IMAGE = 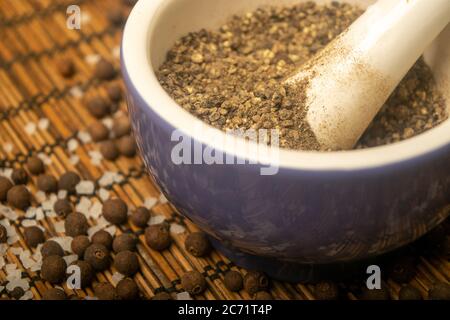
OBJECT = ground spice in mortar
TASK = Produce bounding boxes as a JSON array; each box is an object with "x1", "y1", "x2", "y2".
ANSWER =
[{"x1": 157, "y1": 2, "x2": 448, "y2": 151}]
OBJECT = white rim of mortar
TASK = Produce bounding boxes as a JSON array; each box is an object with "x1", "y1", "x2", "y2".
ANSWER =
[{"x1": 122, "y1": 0, "x2": 450, "y2": 171}]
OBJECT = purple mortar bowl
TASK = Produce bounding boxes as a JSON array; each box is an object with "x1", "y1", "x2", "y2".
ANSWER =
[{"x1": 121, "y1": 0, "x2": 450, "y2": 282}]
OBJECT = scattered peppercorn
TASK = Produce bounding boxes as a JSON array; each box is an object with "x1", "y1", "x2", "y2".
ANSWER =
[
  {"x1": 37, "y1": 174, "x2": 58, "y2": 193},
  {"x1": 58, "y1": 171, "x2": 81, "y2": 194},
  {"x1": 243, "y1": 271, "x2": 269, "y2": 295},
  {"x1": 0, "y1": 225, "x2": 7, "y2": 243},
  {"x1": 57, "y1": 58, "x2": 75, "y2": 78},
  {"x1": 102, "y1": 198, "x2": 128, "y2": 225},
  {"x1": 386, "y1": 255, "x2": 416, "y2": 284},
  {"x1": 26, "y1": 156, "x2": 44, "y2": 175},
  {"x1": 112, "y1": 116, "x2": 131, "y2": 138},
  {"x1": 224, "y1": 271, "x2": 243, "y2": 292},
  {"x1": 116, "y1": 278, "x2": 139, "y2": 300},
  {"x1": 42, "y1": 288, "x2": 67, "y2": 300},
  {"x1": 53, "y1": 199, "x2": 73, "y2": 217},
  {"x1": 131, "y1": 207, "x2": 150, "y2": 228},
  {"x1": 100, "y1": 140, "x2": 120, "y2": 161},
  {"x1": 70, "y1": 260, "x2": 94, "y2": 288},
  {"x1": 361, "y1": 285, "x2": 391, "y2": 300},
  {"x1": 6, "y1": 185, "x2": 31, "y2": 210},
  {"x1": 314, "y1": 281, "x2": 340, "y2": 300},
  {"x1": 428, "y1": 282, "x2": 450, "y2": 300},
  {"x1": 185, "y1": 232, "x2": 211, "y2": 257},
  {"x1": 71, "y1": 235, "x2": 91, "y2": 257},
  {"x1": 112, "y1": 233, "x2": 137, "y2": 253},
  {"x1": 106, "y1": 83, "x2": 122, "y2": 102},
  {"x1": 9, "y1": 287, "x2": 25, "y2": 300},
  {"x1": 94, "y1": 59, "x2": 116, "y2": 81},
  {"x1": 84, "y1": 243, "x2": 111, "y2": 271},
  {"x1": 92, "y1": 230, "x2": 113, "y2": 249},
  {"x1": 152, "y1": 292, "x2": 172, "y2": 300},
  {"x1": 114, "y1": 250, "x2": 139, "y2": 276},
  {"x1": 117, "y1": 135, "x2": 137, "y2": 158},
  {"x1": 94, "y1": 282, "x2": 117, "y2": 300},
  {"x1": 41, "y1": 255, "x2": 67, "y2": 284},
  {"x1": 0, "y1": 177, "x2": 13, "y2": 201},
  {"x1": 24, "y1": 226, "x2": 45, "y2": 248},
  {"x1": 88, "y1": 121, "x2": 110, "y2": 142},
  {"x1": 41, "y1": 240, "x2": 64, "y2": 258},
  {"x1": 399, "y1": 285, "x2": 422, "y2": 300},
  {"x1": 145, "y1": 223, "x2": 172, "y2": 251},
  {"x1": 11, "y1": 168, "x2": 28, "y2": 185},
  {"x1": 87, "y1": 96, "x2": 111, "y2": 119},
  {"x1": 254, "y1": 291, "x2": 273, "y2": 300},
  {"x1": 181, "y1": 270, "x2": 207, "y2": 295},
  {"x1": 64, "y1": 212, "x2": 88, "y2": 237}
]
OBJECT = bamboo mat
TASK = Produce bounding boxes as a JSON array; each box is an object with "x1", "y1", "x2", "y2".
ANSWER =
[{"x1": 0, "y1": 0, "x2": 448, "y2": 301}]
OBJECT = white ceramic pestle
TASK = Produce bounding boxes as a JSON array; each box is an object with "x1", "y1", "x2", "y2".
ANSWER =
[{"x1": 285, "y1": 0, "x2": 450, "y2": 150}]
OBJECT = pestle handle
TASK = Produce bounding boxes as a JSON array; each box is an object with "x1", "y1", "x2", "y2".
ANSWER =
[{"x1": 285, "y1": 0, "x2": 450, "y2": 150}]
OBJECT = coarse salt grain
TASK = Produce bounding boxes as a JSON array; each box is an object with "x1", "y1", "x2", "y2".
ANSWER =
[
  {"x1": 70, "y1": 86, "x2": 84, "y2": 99},
  {"x1": 98, "y1": 172, "x2": 115, "y2": 187},
  {"x1": 85, "y1": 54, "x2": 101, "y2": 65},
  {"x1": 112, "y1": 46, "x2": 121, "y2": 59},
  {"x1": 24, "y1": 122, "x2": 37, "y2": 135},
  {"x1": 54, "y1": 221, "x2": 65, "y2": 233},
  {"x1": 104, "y1": 225, "x2": 116, "y2": 237},
  {"x1": 6, "y1": 278, "x2": 30, "y2": 291},
  {"x1": 98, "y1": 188, "x2": 110, "y2": 201},
  {"x1": 3, "y1": 142, "x2": 13, "y2": 153},
  {"x1": 21, "y1": 220, "x2": 37, "y2": 228},
  {"x1": 38, "y1": 118, "x2": 50, "y2": 130},
  {"x1": 0, "y1": 168, "x2": 13, "y2": 179},
  {"x1": 35, "y1": 207, "x2": 45, "y2": 220},
  {"x1": 78, "y1": 130, "x2": 92, "y2": 144},
  {"x1": 70, "y1": 155, "x2": 80, "y2": 165},
  {"x1": 35, "y1": 191, "x2": 47, "y2": 203},
  {"x1": 49, "y1": 237, "x2": 72, "y2": 252},
  {"x1": 67, "y1": 138, "x2": 79, "y2": 152},
  {"x1": 88, "y1": 201, "x2": 102, "y2": 219},
  {"x1": 144, "y1": 197, "x2": 157, "y2": 209},
  {"x1": 63, "y1": 254, "x2": 78, "y2": 266},
  {"x1": 0, "y1": 205, "x2": 18, "y2": 221},
  {"x1": 10, "y1": 247, "x2": 23, "y2": 256},
  {"x1": 102, "y1": 118, "x2": 114, "y2": 130},
  {"x1": 81, "y1": 11, "x2": 91, "y2": 24},
  {"x1": 149, "y1": 215, "x2": 166, "y2": 225},
  {"x1": 170, "y1": 223, "x2": 186, "y2": 235},
  {"x1": 89, "y1": 150, "x2": 103, "y2": 166},
  {"x1": 38, "y1": 153, "x2": 52, "y2": 165},
  {"x1": 76, "y1": 197, "x2": 92, "y2": 215},
  {"x1": 111, "y1": 272, "x2": 124, "y2": 286},
  {"x1": 159, "y1": 194, "x2": 168, "y2": 204},
  {"x1": 25, "y1": 207, "x2": 36, "y2": 219},
  {"x1": 20, "y1": 290, "x2": 34, "y2": 300},
  {"x1": 76, "y1": 181, "x2": 95, "y2": 195},
  {"x1": 176, "y1": 292, "x2": 193, "y2": 300},
  {"x1": 58, "y1": 190, "x2": 68, "y2": 199}
]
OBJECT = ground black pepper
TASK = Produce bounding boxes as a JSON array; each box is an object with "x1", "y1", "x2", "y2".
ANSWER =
[
  {"x1": 41, "y1": 255, "x2": 67, "y2": 284},
  {"x1": 181, "y1": 270, "x2": 207, "y2": 295},
  {"x1": 65, "y1": 212, "x2": 89, "y2": 237}
]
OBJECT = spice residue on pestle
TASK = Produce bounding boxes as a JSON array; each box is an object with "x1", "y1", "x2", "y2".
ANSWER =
[{"x1": 156, "y1": 2, "x2": 448, "y2": 151}]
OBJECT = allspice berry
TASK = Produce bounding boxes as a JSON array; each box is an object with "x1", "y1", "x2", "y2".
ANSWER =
[
  {"x1": 99, "y1": 140, "x2": 119, "y2": 161},
  {"x1": 41, "y1": 255, "x2": 67, "y2": 284},
  {"x1": 11, "y1": 168, "x2": 28, "y2": 185},
  {"x1": 37, "y1": 174, "x2": 58, "y2": 193},
  {"x1": 92, "y1": 230, "x2": 113, "y2": 249},
  {"x1": 185, "y1": 232, "x2": 211, "y2": 257},
  {"x1": 87, "y1": 96, "x2": 110, "y2": 119},
  {"x1": 9, "y1": 287, "x2": 25, "y2": 300},
  {"x1": 65, "y1": 212, "x2": 88, "y2": 237},
  {"x1": 107, "y1": 8, "x2": 125, "y2": 26},
  {"x1": 84, "y1": 243, "x2": 110, "y2": 271},
  {"x1": 24, "y1": 226, "x2": 45, "y2": 248},
  {"x1": 0, "y1": 177, "x2": 13, "y2": 201},
  {"x1": 243, "y1": 271, "x2": 269, "y2": 295},
  {"x1": 181, "y1": 270, "x2": 206, "y2": 295},
  {"x1": 102, "y1": 198, "x2": 128, "y2": 225},
  {"x1": 112, "y1": 233, "x2": 137, "y2": 253},
  {"x1": 386, "y1": 255, "x2": 416, "y2": 284},
  {"x1": 58, "y1": 171, "x2": 80, "y2": 194},
  {"x1": 26, "y1": 156, "x2": 44, "y2": 175},
  {"x1": 0, "y1": 225, "x2": 7, "y2": 243},
  {"x1": 41, "y1": 240, "x2": 64, "y2": 258},
  {"x1": 131, "y1": 207, "x2": 150, "y2": 228},
  {"x1": 106, "y1": 83, "x2": 122, "y2": 102},
  {"x1": 116, "y1": 278, "x2": 139, "y2": 300},
  {"x1": 152, "y1": 292, "x2": 172, "y2": 300},
  {"x1": 70, "y1": 260, "x2": 94, "y2": 288},
  {"x1": 94, "y1": 59, "x2": 116, "y2": 80},
  {"x1": 88, "y1": 121, "x2": 110, "y2": 142},
  {"x1": 145, "y1": 223, "x2": 171, "y2": 251},
  {"x1": 314, "y1": 281, "x2": 339, "y2": 300},
  {"x1": 53, "y1": 199, "x2": 73, "y2": 217},
  {"x1": 361, "y1": 285, "x2": 391, "y2": 300},
  {"x1": 42, "y1": 288, "x2": 67, "y2": 300},
  {"x1": 71, "y1": 235, "x2": 91, "y2": 257},
  {"x1": 57, "y1": 58, "x2": 75, "y2": 78},
  {"x1": 224, "y1": 271, "x2": 243, "y2": 292},
  {"x1": 7, "y1": 185, "x2": 31, "y2": 210},
  {"x1": 399, "y1": 285, "x2": 422, "y2": 300},
  {"x1": 94, "y1": 282, "x2": 117, "y2": 300},
  {"x1": 254, "y1": 291, "x2": 273, "y2": 300},
  {"x1": 114, "y1": 250, "x2": 139, "y2": 276},
  {"x1": 112, "y1": 116, "x2": 131, "y2": 138},
  {"x1": 428, "y1": 282, "x2": 450, "y2": 300},
  {"x1": 117, "y1": 136, "x2": 137, "y2": 158}
]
